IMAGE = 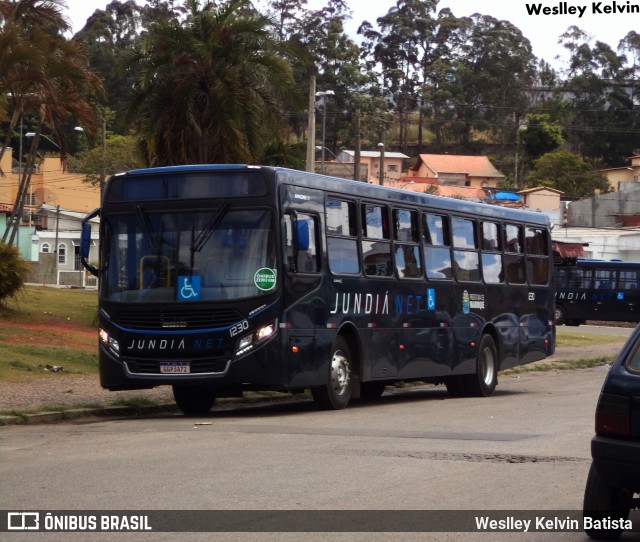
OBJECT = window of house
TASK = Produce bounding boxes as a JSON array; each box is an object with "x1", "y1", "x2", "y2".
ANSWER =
[
  {"x1": 41, "y1": 243, "x2": 50, "y2": 253},
  {"x1": 58, "y1": 243, "x2": 66, "y2": 265}
]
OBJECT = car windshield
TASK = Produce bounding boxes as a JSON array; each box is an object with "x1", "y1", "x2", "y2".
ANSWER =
[{"x1": 100, "y1": 208, "x2": 277, "y2": 302}]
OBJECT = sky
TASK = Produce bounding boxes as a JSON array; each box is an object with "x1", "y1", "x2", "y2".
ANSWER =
[{"x1": 64, "y1": 0, "x2": 638, "y2": 68}]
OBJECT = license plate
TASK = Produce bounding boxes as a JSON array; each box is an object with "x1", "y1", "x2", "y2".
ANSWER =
[{"x1": 160, "y1": 362, "x2": 190, "y2": 374}]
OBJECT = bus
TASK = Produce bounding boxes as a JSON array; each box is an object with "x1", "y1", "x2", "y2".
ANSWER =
[
  {"x1": 554, "y1": 258, "x2": 640, "y2": 326},
  {"x1": 80, "y1": 165, "x2": 555, "y2": 415}
]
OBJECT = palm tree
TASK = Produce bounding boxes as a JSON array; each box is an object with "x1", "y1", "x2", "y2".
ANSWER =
[
  {"x1": 124, "y1": 0, "x2": 300, "y2": 165},
  {"x1": 0, "y1": 0, "x2": 69, "y2": 165},
  {"x1": 0, "y1": 0, "x2": 104, "y2": 245}
]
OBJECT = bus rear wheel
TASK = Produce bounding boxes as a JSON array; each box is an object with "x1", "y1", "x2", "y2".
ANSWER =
[
  {"x1": 172, "y1": 385, "x2": 216, "y2": 415},
  {"x1": 312, "y1": 336, "x2": 353, "y2": 410},
  {"x1": 555, "y1": 305, "x2": 567, "y2": 326},
  {"x1": 446, "y1": 334, "x2": 498, "y2": 398}
]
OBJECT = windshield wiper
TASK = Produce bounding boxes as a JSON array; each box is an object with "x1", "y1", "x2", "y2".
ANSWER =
[
  {"x1": 136, "y1": 205, "x2": 160, "y2": 253},
  {"x1": 191, "y1": 200, "x2": 229, "y2": 253}
]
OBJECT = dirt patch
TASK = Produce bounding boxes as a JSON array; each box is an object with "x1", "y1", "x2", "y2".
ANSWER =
[{"x1": 1, "y1": 320, "x2": 96, "y2": 350}]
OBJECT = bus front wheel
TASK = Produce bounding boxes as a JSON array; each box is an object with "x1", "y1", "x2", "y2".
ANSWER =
[
  {"x1": 172, "y1": 385, "x2": 216, "y2": 415},
  {"x1": 555, "y1": 305, "x2": 567, "y2": 326},
  {"x1": 446, "y1": 334, "x2": 498, "y2": 398},
  {"x1": 312, "y1": 336, "x2": 353, "y2": 410}
]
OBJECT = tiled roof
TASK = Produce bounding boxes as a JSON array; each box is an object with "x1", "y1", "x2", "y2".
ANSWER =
[{"x1": 414, "y1": 154, "x2": 504, "y2": 178}]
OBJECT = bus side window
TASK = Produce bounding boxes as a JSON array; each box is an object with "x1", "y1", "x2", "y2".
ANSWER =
[
  {"x1": 525, "y1": 227, "x2": 549, "y2": 285},
  {"x1": 422, "y1": 213, "x2": 453, "y2": 280},
  {"x1": 619, "y1": 270, "x2": 638, "y2": 290},
  {"x1": 393, "y1": 208, "x2": 422, "y2": 279},
  {"x1": 504, "y1": 224, "x2": 525, "y2": 284},
  {"x1": 451, "y1": 216, "x2": 480, "y2": 282},
  {"x1": 326, "y1": 198, "x2": 360, "y2": 275},
  {"x1": 283, "y1": 214, "x2": 320, "y2": 273},
  {"x1": 361, "y1": 203, "x2": 392, "y2": 277},
  {"x1": 481, "y1": 222, "x2": 504, "y2": 284}
]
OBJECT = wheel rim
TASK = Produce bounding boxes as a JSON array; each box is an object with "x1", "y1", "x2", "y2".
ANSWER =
[
  {"x1": 480, "y1": 346, "x2": 496, "y2": 387},
  {"x1": 331, "y1": 349, "x2": 350, "y2": 396}
]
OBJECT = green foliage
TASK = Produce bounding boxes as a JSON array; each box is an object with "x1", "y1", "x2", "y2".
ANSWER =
[
  {"x1": 69, "y1": 133, "x2": 145, "y2": 184},
  {"x1": 520, "y1": 113, "x2": 564, "y2": 160},
  {"x1": 525, "y1": 150, "x2": 611, "y2": 197},
  {"x1": 0, "y1": 243, "x2": 29, "y2": 304},
  {"x1": 123, "y1": 0, "x2": 300, "y2": 166}
]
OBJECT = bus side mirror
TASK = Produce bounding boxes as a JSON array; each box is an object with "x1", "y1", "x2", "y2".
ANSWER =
[
  {"x1": 81, "y1": 208, "x2": 101, "y2": 277},
  {"x1": 294, "y1": 220, "x2": 310, "y2": 251},
  {"x1": 81, "y1": 223, "x2": 92, "y2": 259}
]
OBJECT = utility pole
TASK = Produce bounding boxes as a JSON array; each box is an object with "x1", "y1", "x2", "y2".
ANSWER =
[
  {"x1": 305, "y1": 76, "x2": 316, "y2": 173},
  {"x1": 354, "y1": 109, "x2": 361, "y2": 181}
]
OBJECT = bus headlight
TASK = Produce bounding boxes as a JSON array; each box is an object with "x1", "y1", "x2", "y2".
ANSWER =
[
  {"x1": 99, "y1": 328, "x2": 120, "y2": 357},
  {"x1": 234, "y1": 321, "x2": 277, "y2": 357}
]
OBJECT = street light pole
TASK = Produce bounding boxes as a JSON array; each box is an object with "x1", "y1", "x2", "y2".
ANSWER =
[{"x1": 25, "y1": 132, "x2": 61, "y2": 150}]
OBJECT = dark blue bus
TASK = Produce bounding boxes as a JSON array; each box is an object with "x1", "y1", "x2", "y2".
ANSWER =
[
  {"x1": 555, "y1": 259, "x2": 640, "y2": 326},
  {"x1": 81, "y1": 165, "x2": 555, "y2": 414}
]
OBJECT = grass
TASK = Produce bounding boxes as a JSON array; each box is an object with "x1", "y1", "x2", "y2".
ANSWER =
[
  {"x1": 0, "y1": 285, "x2": 98, "y2": 382},
  {"x1": 555, "y1": 329, "x2": 625, "y2": 347},
  {"x1": 0, "y1": 285, "x2": 98, "y2": 327}
]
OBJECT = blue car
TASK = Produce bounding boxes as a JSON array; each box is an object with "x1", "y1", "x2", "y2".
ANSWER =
[{"x1": 583, "y1": 324, "x2": 640, "y2": 540}]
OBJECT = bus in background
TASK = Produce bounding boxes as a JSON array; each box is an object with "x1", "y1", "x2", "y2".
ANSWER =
[
  {"x1": 81, "y1": 165, "x2": 555, "y2": 415},
  {"x1": 554, "y1": 259, "x2": 640, "y2": 326}
]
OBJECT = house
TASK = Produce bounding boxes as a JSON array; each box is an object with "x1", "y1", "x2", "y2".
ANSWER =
[
  {"x1": 407, "y1": 154, "x2": 504, "y2": 188},
  {"x1": 0, "y1": 148, "x2": 101, "y2": 221},
  {"x1": 518, "y1": 187, "x2": 564, "y2": 212},
  {"x1": 335, "y1": 150, "x2": 410, "y2": 184},
  {"x1": 30, "y1": 204, "x2": 100, "y2": 287},
  {"x1": 597, "y1": 154, "x2": 640, "y2": 192}
]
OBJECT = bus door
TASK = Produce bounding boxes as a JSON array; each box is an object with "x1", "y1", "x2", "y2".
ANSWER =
[{"x1": 280, "y1": 185, "x2": 324, "y2": 388}]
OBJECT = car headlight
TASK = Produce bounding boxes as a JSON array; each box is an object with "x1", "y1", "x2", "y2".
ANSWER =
[
  {"x1": 234, "y1": 321, "x2": 277, "y2": 357},
  {"x1": 99, "y1": 328, "x2": 120, "y2": 357}
]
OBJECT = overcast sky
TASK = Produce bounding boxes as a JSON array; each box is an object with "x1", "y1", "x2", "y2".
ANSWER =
[{"x1": 64, "y1": 0, "x2": 637, "y2": 68}]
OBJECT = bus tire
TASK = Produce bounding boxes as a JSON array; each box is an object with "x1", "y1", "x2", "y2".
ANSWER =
[
  {"x1": 312, "y1": 336, "x2": 353, "y2": 410},
  {"x1": 583, "y1": 463, "x2": 630, "y2": 540},
  {"x1": 446, "y1": 334, "x2": 498, "y2": 397},
  {"x1": 172, "y1": 385, "x2": 215, "y2": 415},
  {"x1": 555, "y1": 305, "x2": 567, "y2": 326}
]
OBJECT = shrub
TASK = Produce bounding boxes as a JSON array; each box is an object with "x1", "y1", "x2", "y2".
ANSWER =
[{"x1": 0, "y1": 242, "x2": 30, "y2": 304}]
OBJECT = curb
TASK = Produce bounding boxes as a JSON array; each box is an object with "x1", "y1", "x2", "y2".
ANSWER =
[{"x1": 0, "y1": 403, "x2": 178, "y2": 426}]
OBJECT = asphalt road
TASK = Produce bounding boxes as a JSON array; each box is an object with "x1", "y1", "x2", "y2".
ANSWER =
[{"x1": 1, "y1": 355, "x2": 639, "y2": 541}]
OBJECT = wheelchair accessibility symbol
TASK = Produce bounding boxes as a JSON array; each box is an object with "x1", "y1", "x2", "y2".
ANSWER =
[{"x1": 178, "y1": 276, "x2": 201, "y2": 301}]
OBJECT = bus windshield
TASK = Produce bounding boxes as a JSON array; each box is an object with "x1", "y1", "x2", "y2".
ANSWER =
[{"x1": 101, "y1": 208, "x2": 277, "y2": 302}]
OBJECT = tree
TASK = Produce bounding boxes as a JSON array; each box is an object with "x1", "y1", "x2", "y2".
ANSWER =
[
  {"x1": 558, "y1": 27, "x2": 640, "y2": 166},
  {"x1": 123, "y1": 0, "x2": 300, "y2": 165},
  {"x1": 359, "y1": 0, "x2": 439, "y2": 151},
  {"x1": 520, "y1": 113, "x2": 564, "y2": 161},
  {"x1": 525, "y1": 150, "x2": 610, "y2": 197},
  {"x1": 69, "y1": 133, "x2": 144, "y2": 186},
  {"x1": 0, "y1": 242, "x2": 30, "y2": 305},
  {"x1": 0, "y1": 0, "x2": 103, "y2": 246}
]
